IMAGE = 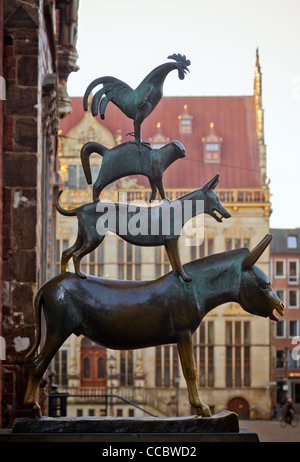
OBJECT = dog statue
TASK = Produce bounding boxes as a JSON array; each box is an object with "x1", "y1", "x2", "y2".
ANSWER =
[{"x1": 55, "y1": 174, "x2": 230, "y2": 282}]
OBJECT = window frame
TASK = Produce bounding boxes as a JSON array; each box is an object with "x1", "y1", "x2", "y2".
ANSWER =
[
  {"x1": 288, "y1": 289, "x2": 299, "y2": 309},
  {"x1": 274, "y1": 259, "x2": 286, "y2": 279},
  {"x1": 288, "y1": 320, "x2": 299, "y2": 338},
  {"x1": 275, "y1": 319, "x2": 286, "y2": 338},
  {"x1": 288, "y1": 259, "x2": 299, "y2": 285}
]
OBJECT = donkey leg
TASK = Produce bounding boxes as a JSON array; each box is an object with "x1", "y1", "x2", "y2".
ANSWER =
[
  {"x1": 177, "y1": 331, "x2": 211, "y2": 417},
  {"x1": 165, "y1": 239, "x2": 192, "y2": 282},
  {"x1": 24, "y1": 332, "x2": 68, "y2": 416},
  {"x1": 61, "y1": 231, "x2": 83, "y2": 272}
]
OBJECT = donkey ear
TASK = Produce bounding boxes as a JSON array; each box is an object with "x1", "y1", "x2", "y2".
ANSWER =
[
  {"x1": 202, "y1": 173, "x2": 220, "y2": 192},
  {"x1": 242, "y1": 234, "x2": 273, "y2": 270}
]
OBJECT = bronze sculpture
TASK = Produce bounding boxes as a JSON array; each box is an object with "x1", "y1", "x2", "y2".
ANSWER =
[
  {"x1": 24, "y1": 234, "x2": 284, "y2": 417},
  {"x1": 80, "y1": 139, "x2": 186, "y2": 202},
  {"x1": 83, "y1": 54, "x2": 191, "y2": 149},
  {"x1": 23, "y1": 55, "x2": 284, "y2": 428},
  {"x1": 55, "y1": 174, "x2": 230, "y2": 281}
]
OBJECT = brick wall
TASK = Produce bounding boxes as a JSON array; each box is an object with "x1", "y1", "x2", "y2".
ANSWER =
[
  {"x1": 1, "y1": 0, "x2": 79, "y2": 427},
  {"x1": 2, "y1": 4, "x2": 39, "y2": 425}
]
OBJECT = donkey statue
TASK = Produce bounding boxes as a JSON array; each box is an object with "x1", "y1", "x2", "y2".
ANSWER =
[{"x1": 24, "y1": 234, "x2": 284, "y2": 417}]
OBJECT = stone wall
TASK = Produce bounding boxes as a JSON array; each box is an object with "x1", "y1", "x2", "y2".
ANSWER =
[{"x1": 0, "y1": 0, "x2": 79, "y2": 427}]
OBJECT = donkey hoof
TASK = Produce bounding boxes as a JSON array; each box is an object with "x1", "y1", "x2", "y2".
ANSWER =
[
  {"x1": 32, "y1": 403, "x2": 42, "y2": 419},
  {"x1": 201, "y1": 405, "x2": 212, "y2": 417}
]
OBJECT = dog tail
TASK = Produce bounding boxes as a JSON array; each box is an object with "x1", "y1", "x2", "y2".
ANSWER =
[
  {"x1": 81, "y1": 141, "x2": 107, "y2": 184},
  {"x1": 55, "y1": 190, "x2": 79, "y2": 216}
]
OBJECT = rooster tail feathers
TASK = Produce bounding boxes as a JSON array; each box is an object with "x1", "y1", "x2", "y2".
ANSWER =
[
  {"x1": 83, "y1": 76, "x2": 120, "y2": 111},
  {"x1": 83, "y1": 77, "x2": 105, "y2": 111},
  {"x1": 91, "y1": 88, "x2": 106, "y2": 117}
]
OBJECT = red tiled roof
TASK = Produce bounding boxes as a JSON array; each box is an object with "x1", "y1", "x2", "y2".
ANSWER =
[{"x1": 59, "y1": 95, "x2": 262, "y2": 189}]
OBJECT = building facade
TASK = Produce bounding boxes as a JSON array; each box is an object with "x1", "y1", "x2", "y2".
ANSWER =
[
  {"x1": 0, "y1": 0, "x2": 79, "y2": 427},
  {"x1": 270, "y1": 228, "x2": 300, "y2": 413},
  {"x1": 53, "y1": 50, "x2": 275, "y2": 419}
]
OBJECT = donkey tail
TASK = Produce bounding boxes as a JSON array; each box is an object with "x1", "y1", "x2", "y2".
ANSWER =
[
  {"x1": 25, "y1": 288, "x2": 44, "y2": 359},
  {"x1": 55, "y1": 190, "x2": 78, "y2": 216},
  {"x1": 80, "y1": 141, "x2": 107, "y2": 184}
]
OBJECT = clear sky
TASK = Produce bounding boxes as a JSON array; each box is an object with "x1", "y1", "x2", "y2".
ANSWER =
[{"x1": 68, "y1": 0, "x2": 300, "y2": 229}]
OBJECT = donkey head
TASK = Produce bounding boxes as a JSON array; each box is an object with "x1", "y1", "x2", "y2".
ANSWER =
[
  {"x1": 202, "y1": 174, "x2": 231, "y2": 223},
  {"x1": 239, "y1": 234, "x2": 284, "y2": 321}
]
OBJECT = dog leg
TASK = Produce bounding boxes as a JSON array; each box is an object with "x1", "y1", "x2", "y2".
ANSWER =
[
  {"x1": 165, "y1": 239, "x2": 192, "y2": 282},
  {"x1": 177, "y1": 331, "x2": 211, "y2": 417},
  {"x1": 61, "y1": 232, "x2": 83, "y2": 273},
  {"x1": 73, "y1": 238, "x2": 102, "y2": 278}
]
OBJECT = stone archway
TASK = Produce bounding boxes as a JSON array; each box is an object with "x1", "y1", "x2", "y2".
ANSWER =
[{"x1": 228, "y1": 397, "x2": 250, "y2": 419}]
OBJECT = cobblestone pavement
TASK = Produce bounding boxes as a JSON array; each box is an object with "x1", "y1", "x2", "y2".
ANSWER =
[{"x1": 240, "y1": 419, "x2": 300, "y2": 442}]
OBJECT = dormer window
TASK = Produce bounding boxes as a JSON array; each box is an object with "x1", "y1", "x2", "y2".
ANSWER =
[
  {"x1": 178, "y1": 105, "x2": 193, "y2": 134},
  {"x1": 202, "y1": 123, "x2": 222, "y2": 163},
  {"x1": 149, "y1": 122, "x2": 170, "y2": 149}
]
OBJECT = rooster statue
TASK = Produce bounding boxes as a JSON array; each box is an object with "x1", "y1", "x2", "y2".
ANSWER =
[{"x1": 83, "y1": 54, "x2": 191, "y2": 149}]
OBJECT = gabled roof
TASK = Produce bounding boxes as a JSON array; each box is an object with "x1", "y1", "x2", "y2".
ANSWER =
[
  {"x1": 59, "y1": 94, "x2": 263, "y2": 190},
  {"x1": 270, "y1": 228, "x2": 300, "y2": 255}
]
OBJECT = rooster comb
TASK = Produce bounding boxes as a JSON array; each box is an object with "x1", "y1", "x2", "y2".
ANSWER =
[{"x1": 167, "y1": 53, "x2": 191, "y2": 67}]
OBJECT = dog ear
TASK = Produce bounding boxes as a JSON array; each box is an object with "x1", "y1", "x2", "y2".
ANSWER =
[{"x1": 202, "y1": 173, "x2": 220, "y2": 192}]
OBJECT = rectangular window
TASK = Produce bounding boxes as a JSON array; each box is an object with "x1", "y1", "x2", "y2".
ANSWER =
[
  {"x1": 289, "y1": 320, "x2": 299, "y2": 337},
  {"x1": 155, "y1": 345, "x2": 179, "y2": 387},
  {"x1": 225, "y1": 239, "x2": 232, "y2": 251},
  {"x1": 276, "y1": 320, "x2": 286, "y2": 338},
  {"x1": 155, "y1": 247, "x2": 171, "y2": 278},
  {"x1": 276, "y1": 350, "x2": 285, "y2": 368},
  {"x1": 120, "y1": 351, "x2": 133, "y2": 386},
  {"x1": 224, "y1": 238, "x2": 250, "y2": 251},
  {"x1": 288, "y1": 290, "x2": 298, "y2": 308},
  {"x1": 193, "y1": 321, "x2": 214, "y2": 387},
  {"x1": 68, "y1": 165, "x2": 77, "y2": 189},
  {"x1": 287, "y1": 235, "x2": 297, "y2": 249},
  {"x1": 288, "y1": 260, "x2": 298, "y2": 284},
  {"x1": 275, "y1": 260, "x2": 285, "y2": 278},
  {"x1": 207, "y1": 239, "x2": 214, "y2": 256},
  {"x1": 79, "y1": 166, "x2": 86, "y2": 189},
  {"x1": 226, "y1": 320, "x2": 250, "y2": 387},
  {"x1": 53, "y1": 350, "x2": 68, "y2": 387}
]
